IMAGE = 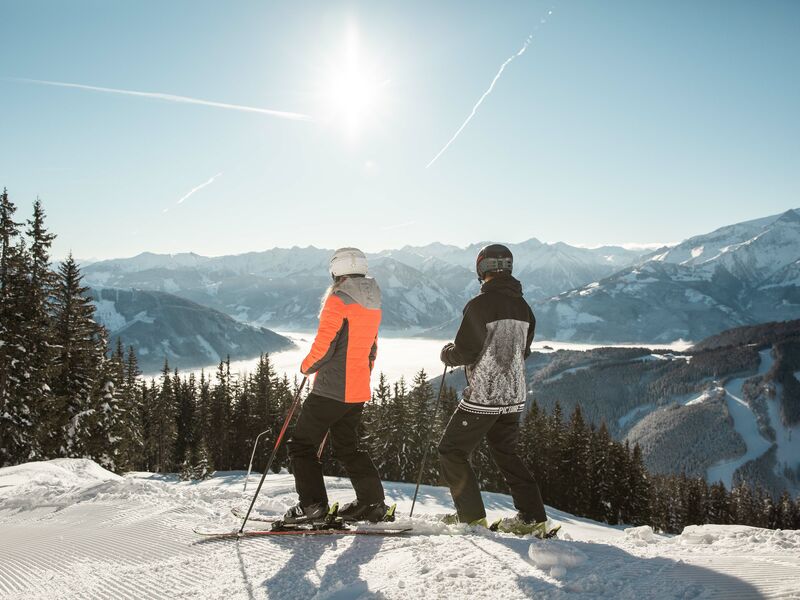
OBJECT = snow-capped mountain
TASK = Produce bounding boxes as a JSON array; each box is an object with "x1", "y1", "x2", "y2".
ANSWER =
[
  {"x1": 535, "y1": 209, "x2": 800, "y2": 342},
  {"x1": 90, "y1": 288, "x2": 294, "y2": 371},
  {"x1": 82, "y1": 241, "x2": 646, "y2": 333}
]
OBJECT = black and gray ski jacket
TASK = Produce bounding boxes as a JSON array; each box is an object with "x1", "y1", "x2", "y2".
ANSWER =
[{"x1": 442, "y1": 275, "x2": 535, "y2": 415}]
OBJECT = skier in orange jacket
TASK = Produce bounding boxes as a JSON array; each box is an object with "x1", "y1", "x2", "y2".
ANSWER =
[{"x1": 283, "y1": 248, "x2": 391, "y2": 524}]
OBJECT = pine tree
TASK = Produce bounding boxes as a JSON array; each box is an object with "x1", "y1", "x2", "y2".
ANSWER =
[
  {"x1": 140, "y1": 379, "x2": 158, "y2": 470},
  {"x1": 23, "y1": 198, "x2": 57, "y2": 459},
  {"x1": 588, "y1": 421, "x2": 614, "y2": 522},
  {"x1": 520, "y1": 400, "x2": 548, "y2": 495},
  {"x1": 174, "y1": 370, "x2": 195, "y2": 475},
  {"x1": 231, "y1": 370, "x2": 255, "y2": 470},
  {"x1": 120, "y1": 346, "x2": 144, "y2": 470},
  {"x1": 49, "y1": 254, "x2": 108, "y2": 458},
  {"x1": 626, "y1": 443, "x2": 652, "y2": 525},
  {"x1": 196, "y1": 370, "x2": 214, "y2": 472},
  {"x1": 407, "y1": 370, "x2": 436, "y2": 484},
  {"x1": 0, "y1": 189, "x2": 37, "y2": 465},
  {"x1": 730, "y1": 481, "x2": 757, "y2": 526},
  {"x1": 684, "y1": 476, "x2": 708, "y2": 526},
  {"x1": 209, "y1": 359, "x2": 233, "y2": 470},
  {"x1": 372, "y1": 378, "x2": 411, "y2": 482},
  {"x1": 85, "y1": 349, "x2": 126, "y2": 471},
  {"x1": 150, "y1": 360, "x2": 177, "y2": 472},
  {"x1": 545, "y1": 402, "x2": 566, "y2": 508},
  {"x1": 706, "y1": 481, "x2": 730, "y2": 524},
  {"x1": 562, "y1": 404, "x2": 590, "y2": 515},
  {"x1": 776, "y1": 491, "x2": 797, "y2": 530}
]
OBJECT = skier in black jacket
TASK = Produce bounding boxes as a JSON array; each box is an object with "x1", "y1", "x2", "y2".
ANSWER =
[{"x1": 438, "y1": 244, "x2": 551, "y2": 536}]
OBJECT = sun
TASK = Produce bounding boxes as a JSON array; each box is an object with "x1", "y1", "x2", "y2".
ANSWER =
[{"x1": 322, "y1": 24, "x2": 386, "y2": 140}]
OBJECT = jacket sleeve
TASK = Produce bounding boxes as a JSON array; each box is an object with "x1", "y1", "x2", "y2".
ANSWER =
[
  {"x1": 301, "y1": 295, "x2": 345, "y2": 375},
  {"x1": 443, "y1": 300, "x2": 486, "y2": 366},
  {"x1": 524, "y1": 303, "x2": 536, "y2": 359},
  {"x1": 369, "y1": 336, "x2": 378, "y2": 371}
]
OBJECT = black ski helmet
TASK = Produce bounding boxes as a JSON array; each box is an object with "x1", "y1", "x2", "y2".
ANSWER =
[{"x1": 476, "y1": 244, "x2": 513, "y2": 281}]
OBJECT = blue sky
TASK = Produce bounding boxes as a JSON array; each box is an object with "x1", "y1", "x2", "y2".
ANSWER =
[{"x1": 1, "y1": 0, "x2": 798, "y2": 260}]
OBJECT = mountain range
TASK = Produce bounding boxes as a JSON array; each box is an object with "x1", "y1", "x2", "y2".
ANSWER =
[
  {"x1": 82, "y1": 239, "x2": 651, "y2": 334},
  {"x1": 90, "y1": 288, "x2": 293, "y2": 371},
  {"x1": 82, "y1": 208, "x2": 800, "y2": 358},
  {"x1": 535, "y1": 209, "x2": 800, "y2": 342}
]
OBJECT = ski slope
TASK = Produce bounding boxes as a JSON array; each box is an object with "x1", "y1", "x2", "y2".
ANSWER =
[
  {"x1": 707, "y1": 349, "x2": 800, "y2": 492},
  {"x1": 1, "y1": 460, "x2": 798, "y2": 599}
]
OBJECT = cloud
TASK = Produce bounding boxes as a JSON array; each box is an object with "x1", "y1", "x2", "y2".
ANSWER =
[
  {"x1": 14, "y1": 78, "x2": 312, "y2": 122},
  {"x1": 426, "y1": 9, "x2": 554, "y2": 169}
]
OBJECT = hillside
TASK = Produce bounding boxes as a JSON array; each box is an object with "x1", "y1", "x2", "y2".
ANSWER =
[
  {"x1": 0, "y1": 459, "x2": 797, "y2": 599},
  {"x1": 90, "y1": 288, "x2": 294, "y2": 371},
  {"x1": 518, "y1": 320, "x2": 800, "y2": 496},
  {"x1": 535, "y1": 209, "x2": 800, "y2": 342}
]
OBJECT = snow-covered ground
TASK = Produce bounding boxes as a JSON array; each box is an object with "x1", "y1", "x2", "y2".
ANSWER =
[
  {"x1": 1, "y1": 460, "x2": 798, "y2": 599},
  {"x1": 706, "y1": 349, "x2": 800, "y2": 491}
]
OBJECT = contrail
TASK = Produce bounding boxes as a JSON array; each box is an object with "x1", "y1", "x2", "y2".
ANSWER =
[
  {"x1": 163, "y1": 172, "x2": 223, "y2": 213},
  {"x1": 178, "y1": 172, "x2": 223, "y2": 205},
  {"x1": 426, "y1": 10, "x2": 552, "y2": 169},
  {"x1": 14, "y1": 78, "x2": 312, "y2": 122}
]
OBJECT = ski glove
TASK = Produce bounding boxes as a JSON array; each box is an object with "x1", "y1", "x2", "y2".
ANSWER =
[{"x1": 440, "y1": 343, "x2": 456, "y2": 366}]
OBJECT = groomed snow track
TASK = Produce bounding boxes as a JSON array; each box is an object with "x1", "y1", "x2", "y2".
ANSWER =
[{"x1": 1, "y1": 460, "x2": 799, "y2": 599}]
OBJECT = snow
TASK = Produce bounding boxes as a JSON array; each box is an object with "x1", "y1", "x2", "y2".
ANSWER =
[
  {"x1": 92, "y1": 299, "x2": 128, "y2": 332},
  {"x1": 684, "y1": 386, "x2": 722, "y2": 407},
  {"x1": 195, "y1": 334, "x2": 222, "y2": 364},
  {"x1": 555, "y1": 302, "x2": 604, "y2": 325},
  {"x1": 707, "y1": 350, "x2": 775, "y2": 488},
  {"x1": 162, "y1": 278, "x2": 180, "y2": 293},
  {"x1": 543, "y1": 364, "x2": 593, "y2": 384},
  {"x1": 1, "y1": 459, "x2": 798, "y2": 599},
  {"x1": 617, "y1": 404, "x2": 655, "y2": 429}
]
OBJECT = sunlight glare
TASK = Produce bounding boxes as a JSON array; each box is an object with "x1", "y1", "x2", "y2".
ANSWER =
[{"x1": 323, "y1": 23, "x2": 385, "y2": 140}]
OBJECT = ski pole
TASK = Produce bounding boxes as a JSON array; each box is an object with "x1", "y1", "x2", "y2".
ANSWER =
[
  {"x1": 410, "y1": 365, "x2": 449, "y2": 518},
  {"x1": 244, "y1": 429, "x2": 271, "y2": 493},
  {"x1": 239, "y1": 376, "x2": 308, "y2": 534},
  {"x1": 317, "y1": 431, "x2": 329, "y2": 460}
]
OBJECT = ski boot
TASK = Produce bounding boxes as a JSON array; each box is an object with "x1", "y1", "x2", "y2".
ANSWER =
[
  {"x1": 274, "y1": 502, "x2": 345, "y2": 531},
  {"x1": 440, "y1": 513, "x2": 488, "y2": 528},
  {"x1": 490, "y1": 513, "x2": 560, "y2": 538},
  {"x1": 338, "y1": 499, "x2": 396, "y2": 523},
  {"x1": 280, "y1": 501, "x2": 330, "y2": 525}
]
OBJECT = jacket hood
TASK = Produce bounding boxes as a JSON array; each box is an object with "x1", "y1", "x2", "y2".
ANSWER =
[
  {"x1": 481, "y1": 274, "x2": 523, "y2": 298},
  {"x1": 334, "y1": 276, "x2": 382, "y2": 310}
]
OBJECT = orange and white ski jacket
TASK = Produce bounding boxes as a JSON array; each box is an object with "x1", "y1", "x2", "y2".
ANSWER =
[{"x1": 300, "y1": 276, "x2": 381, "y2": 403}]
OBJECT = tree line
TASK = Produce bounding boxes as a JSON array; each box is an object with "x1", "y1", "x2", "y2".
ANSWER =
[{"x1": 1, "y1": 189, "x2": 798, "y2": 534}]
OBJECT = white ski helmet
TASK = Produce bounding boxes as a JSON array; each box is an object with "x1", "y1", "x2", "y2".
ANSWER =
[{"x1": 329, "y1": 247, "x2": 369, "y2": 278}]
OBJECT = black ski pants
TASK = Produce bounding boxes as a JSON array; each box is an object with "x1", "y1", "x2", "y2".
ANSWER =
[
  {"x1": 288, "y1": 393, "x2": 384, "y2": 507},
  {"x1": 438, "y1": 408, "x2": 546, "y2": 524}
]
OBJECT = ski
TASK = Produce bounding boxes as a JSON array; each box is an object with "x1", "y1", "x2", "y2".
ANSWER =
[
  {"x1": 231, "y1": 502, "x2": 398, "y2": 524},
  {"x1": 194, "y1": 525, "x2": 412, "y2": 539},
  {"x1": 231, "y1": 506, "x2": 278, "y2": 523}
]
